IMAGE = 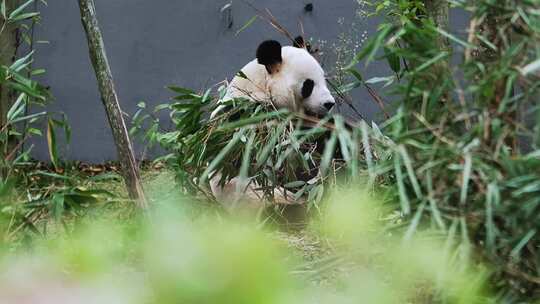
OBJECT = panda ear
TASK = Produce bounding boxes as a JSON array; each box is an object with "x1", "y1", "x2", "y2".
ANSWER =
[{"x1": 256, "y1": 40, "x2": 282, "y2": 74}]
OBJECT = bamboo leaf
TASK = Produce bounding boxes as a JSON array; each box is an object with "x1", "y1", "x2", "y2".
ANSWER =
[
  {"x1": 485, "y1": 183, "x2": 498, "y2": 254},
  {"x1": 521, "y1": 58, "x2": 540, "y2": 76},
  {"x1": 218, "y1": 110, "x2": 289, "y2": 131},
  {"x1": 345, "y1": 23, "x2": 394, "y2": 69},
  {"x1": 255, "y1": 121, "x2": 287, "y2": 169},
  {"x1": 384, "y1": 46, "x2": 401, "y2": 74},
  {"x1": 11, "y1": 11, "x2": 39, "y2": 21},
  {"x1": 10, "y1": 50, "x2": 34, "y2": 72},
  {"x1": 167, "y1": 85, "x2": 197, "y2": 95},
  {"x1": 235, "y1": 15, "x2": 257, "y2": 36},
  {"x1": 394, "y1": 154, "x2": 411, "y2": 215},
  {"x1": 398, "y1": 145, "x2": 423, "y2": 199},
  {"x1": 9, "y1": 111, "x2": 46, "y2": 124},
  {"x1": 413, "y1": 52, "x2": 449, "y2": 73},
  {"x1": 6, "y1": 93, "x2": 26, "y2": 121},
  {"x1": 460, "y1": 152, "x2": 472, "y2": 205},
  {"x1": 236, "y1": 131, "x2": 256, "y2": 194},
  {"x1": 8, "y1": 0, "x2": 34, "y2": 20},
  {"x1": 334, "y1": 115, "x2": 351, "y2": 163},
  {"x1": 0, "y1": 0, "x2": 6, "y2": 19},
  {"x1": 510, "y1": 230, "x2": 536, "y2": 260},
  {"x1": 403, "y1": 201, "x2": 426, "y2": 242},
  {"x1": 436, "y1": 27, "x2": 477, "y2": 49},
  {"x1": 360, "y1": 121, "x2": 375, "y2": 182},
  {"x1": 30, "y1": 68, "x2": 46, "y2": 76},
  {"x1": 426, "y1": 169, "x2": 446, "y2": 231},
  {"x1": 200, "y1": 129, "x2": 245, "y2": 185},
  {"x1": 284, "y1": 181, "x2": 306, "y2": 188},
  {"x1": 51, "y1": 194, "x2": 65, "y2": 222},
  {"x1": 0, "y1": 0, "x2": 7, "y2": 20},
  {"x1": 320, "y1": 132, "x2": 337, "y2": 176},
  {"x1": 46, "y1": 117, "x2": 58, "y2": 169}
]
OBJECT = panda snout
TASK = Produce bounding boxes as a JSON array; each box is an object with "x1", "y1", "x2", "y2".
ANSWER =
[{"x1": 323, "y1": 101, "x2": 335, "y2": 111}]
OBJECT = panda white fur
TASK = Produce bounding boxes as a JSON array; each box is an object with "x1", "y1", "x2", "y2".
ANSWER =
[{"x1": 210, "y1": 38, "x2": 336, "y2": 211}]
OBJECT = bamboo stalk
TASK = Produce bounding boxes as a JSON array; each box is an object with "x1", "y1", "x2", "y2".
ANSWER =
[{"x1": 77, "y1": 0, "x2": 147, "y2": 209}]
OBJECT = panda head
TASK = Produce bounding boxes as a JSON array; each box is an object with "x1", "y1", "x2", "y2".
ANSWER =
[{"x1": 256, "y1": 38, "x2": 335, "y2": 116}]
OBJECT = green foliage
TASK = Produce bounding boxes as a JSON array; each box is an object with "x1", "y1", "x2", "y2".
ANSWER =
[
  {"x1": 132, "y1": 85, "x2": 369, "y2": 207},
  {"x1": 131, "y1": 1, "x2": 539, "y2": 301},
  {"x1": 0, "y1": 0, "x2": 73, "y2": 240},
  {"x1": 0, "y1": 51, "x2": 51, "y2": 172},
  {"x1": 1, "y1": 0, "x2": 69, "y2": 180},
  {"x1": 0, "y1": 188, "x2": 490, "y2": 303},
  {"x1": 346, "y1": 0, "x2": 540, "y2": 301},
  {"x1": 0, "y1": 168, "x2": 116, "y2": 244}
]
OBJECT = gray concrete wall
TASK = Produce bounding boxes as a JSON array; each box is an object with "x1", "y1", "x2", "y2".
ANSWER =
[{"x1": 32, "y1": 1, "x2": 468, "y2": 162}]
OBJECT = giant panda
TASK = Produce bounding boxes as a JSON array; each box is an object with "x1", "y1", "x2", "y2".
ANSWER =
[
  {"x1": 212, "y1": 38, "x2": 335, "y2": 118},
  {"x1": 210, "y1": 38, "x2": 336, "y2": 213}
]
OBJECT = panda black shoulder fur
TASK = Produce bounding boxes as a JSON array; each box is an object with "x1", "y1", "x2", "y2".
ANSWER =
[
  {"x1": 212, "y1": 37, "x2": 335, "y2": 118},
  {"x1": 210, "y1": 38, "x2": 337, "y2": 215}
]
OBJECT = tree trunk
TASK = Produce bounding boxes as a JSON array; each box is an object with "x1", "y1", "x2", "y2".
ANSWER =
[
  {"x1": 77, "y1": 0, "x2": 147, "y2": 209},
  {"x1": 424, "y1": 0, "x2": 450, "y2": 52},
  {"x1": 0, "y1": 1, "x2": 22, "y2": 153},
  {"x1": 424, "y1": 0, "x2": 449, "y2": 38},
  {"x1": 475, "y1": 10, "x2": 517, "y2": 149},
  {"x1": 420, "y1": 0, "x2": 451, "y2": 105}
]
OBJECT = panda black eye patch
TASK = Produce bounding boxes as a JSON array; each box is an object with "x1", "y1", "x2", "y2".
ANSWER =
[{"x1": 301, "y1": 79, "x2": 315, "y2": 99}]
